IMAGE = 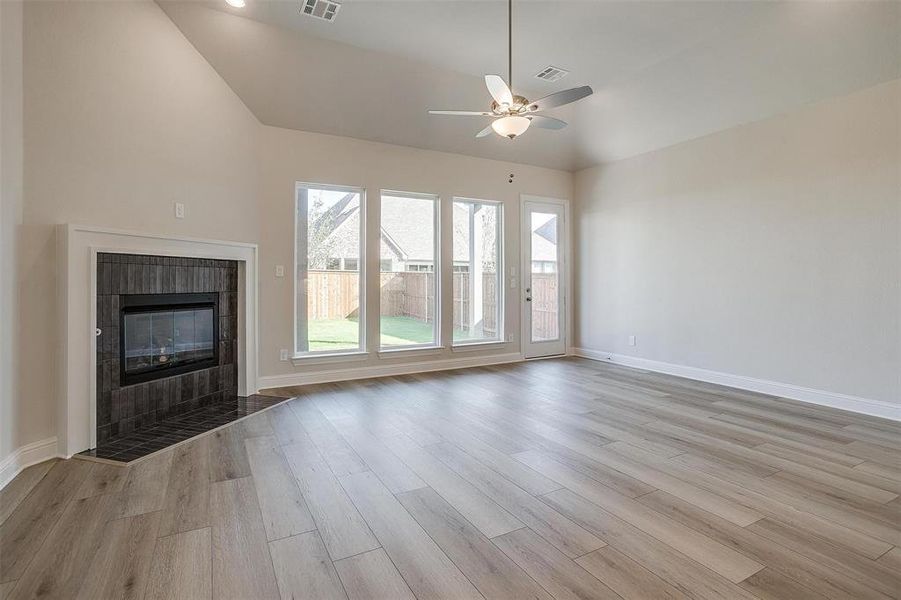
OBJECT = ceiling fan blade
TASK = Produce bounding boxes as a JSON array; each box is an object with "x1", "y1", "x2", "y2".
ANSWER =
[
  {"x1": 476, "y1": 124, "x2": 494, "y2": 138},
  {"x1": 527, "y1": 115, "x2": 567, "y2": 130},
  {"x1": 429, "y1": 110, "x2": 493, "y2": 116},
  {"x1": 484, "y1": 75, "x2": 514, "y2": 106},
  {"x1": 526, "y1": 85, "x2": 593, "y2": 112}
]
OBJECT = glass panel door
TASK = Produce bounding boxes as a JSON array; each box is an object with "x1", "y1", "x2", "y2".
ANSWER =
[{"x1": 522, "y1": 200, "x2": 566, "y2": 358}]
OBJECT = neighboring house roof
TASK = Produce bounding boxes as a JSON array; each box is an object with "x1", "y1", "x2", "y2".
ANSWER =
[
  {"x1": 316, "y1": 201, "x2": 553, "y2": 265},
  {"x1": 321, "y1": 202, "x2": 488, "y2": 264},
  {"x1": 529, "y1": 214, "x2": 559, "y2": 262}
]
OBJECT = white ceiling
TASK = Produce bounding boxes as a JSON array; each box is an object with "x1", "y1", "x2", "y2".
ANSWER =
[{"x1": 158, "y1": 0, "x2": 901, "y2": 171}]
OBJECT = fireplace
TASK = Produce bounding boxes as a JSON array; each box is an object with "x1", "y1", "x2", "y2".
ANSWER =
[{"x1": 120, "y1": 292, "x2": 219, "y2": 385}]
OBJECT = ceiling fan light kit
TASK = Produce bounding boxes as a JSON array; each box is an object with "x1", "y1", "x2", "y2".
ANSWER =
[
  {"x1": 427, "y1": 0, "x2": 593, "y2": 140},
  {"x1": 492, "y1": 115, "x2": 531, "y2": 139}
]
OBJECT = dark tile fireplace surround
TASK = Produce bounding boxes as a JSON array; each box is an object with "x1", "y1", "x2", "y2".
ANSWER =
[{"x1": 86, "y1": 253, "x2": 282, "y2": 463}]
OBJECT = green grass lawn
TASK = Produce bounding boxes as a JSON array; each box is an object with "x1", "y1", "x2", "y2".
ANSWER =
[
  {"x1": 308, "y1": 316, "x2": 439, "y2": 350},
  {"x1": 307, "y1": 316, "x2": 494, "y2": 350}
]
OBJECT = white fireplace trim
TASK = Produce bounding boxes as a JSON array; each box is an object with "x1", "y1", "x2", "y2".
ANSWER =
[{"x1": 57, "y1": 224, "x2": 259, "y2": 457}]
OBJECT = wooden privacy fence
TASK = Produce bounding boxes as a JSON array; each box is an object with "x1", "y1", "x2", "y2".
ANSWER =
[{"x1": 305, "y1": 270, "x2": 557, "y2": 339}]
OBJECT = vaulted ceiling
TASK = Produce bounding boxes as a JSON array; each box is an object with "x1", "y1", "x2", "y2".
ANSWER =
[{"x1": 158, "y1": 0, "x2": 901, "y2": 171}]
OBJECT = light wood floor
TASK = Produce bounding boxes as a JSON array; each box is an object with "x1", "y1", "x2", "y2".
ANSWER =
[{"x1": 1, "y1": 358, "x2": 899, "y2": 600}]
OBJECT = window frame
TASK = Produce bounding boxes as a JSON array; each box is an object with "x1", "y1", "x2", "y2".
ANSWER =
[
  {"x1": 451, "y1": 197, "x2": 505, "y2": 347},
  {"x1": 378, "y1": 189, "x2": 442, "y2": 352},
  {"x1": 293, "y1": 181, "x2": 367, "y2": 359}
]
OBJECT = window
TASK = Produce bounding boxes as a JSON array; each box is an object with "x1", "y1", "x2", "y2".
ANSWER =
[
  {"x1": 379, "y1": 191, "x2": 439, "y2": 348},
  {"x1": 453, "y1": 199, "x2": 502, "y2": 344},
  {"x1": 295, "y1": 183, "x2": 364, "y2": 354}
]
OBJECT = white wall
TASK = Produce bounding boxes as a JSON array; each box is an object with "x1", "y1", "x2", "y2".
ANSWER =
[
  {"x1": 1, "y1": 0, "x2": 24, "y2": 469},
  {"x1": 574, "y1": 80, "x2": 901, "y2": 407}
]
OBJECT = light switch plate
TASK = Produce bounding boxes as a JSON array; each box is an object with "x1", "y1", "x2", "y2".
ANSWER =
[
  {"x1": 279, "y1": 349, "x2": 290, "y2": 361},
  {"x1": 275, "y1": 265, "x2": 285, "y2": 277},
  {"x1": 174, "y1": 202, "x2": 185, "y2": 219}
]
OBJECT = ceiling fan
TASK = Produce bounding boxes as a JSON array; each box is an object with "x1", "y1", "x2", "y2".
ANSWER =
[{"x1": 427, "y1": 0, "x2": 593, "y2": 140}]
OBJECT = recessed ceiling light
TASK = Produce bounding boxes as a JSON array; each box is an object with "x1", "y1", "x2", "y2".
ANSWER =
[{"x1": 226, "y1": 0, "x2": 246, "y2": 8}]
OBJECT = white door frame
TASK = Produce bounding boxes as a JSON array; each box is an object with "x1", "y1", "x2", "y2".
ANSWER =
[{"x1": 520, "y1": 195, "x2": 571, "y2": 359}]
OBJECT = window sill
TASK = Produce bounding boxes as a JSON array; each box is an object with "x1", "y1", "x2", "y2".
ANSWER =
[
  {"x1": 377, "y1": 345, "x2": 445, "y2": 358},
  {"x1": 451, "y1": 340, "x2": 509, "y2": 352},
  {"x1": 291, "y1": 351, "x2": 368, "y2": 366}
]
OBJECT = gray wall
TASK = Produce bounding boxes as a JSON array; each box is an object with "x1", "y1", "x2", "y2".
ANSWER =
[{"x1": 574, "y1": 80, "x2": 901, "y2": 405}]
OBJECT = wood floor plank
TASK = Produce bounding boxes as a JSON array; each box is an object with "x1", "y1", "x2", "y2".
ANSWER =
[
  {"x1": 525, "y1": 447, "x2": 656, "y2": 499},
  {"x1": 334, "y1": 549, "x2": 416, "y2": 600},
  {"x1": 575, "y1": 546, "x2": 692, "y2": 600},
  {"x1": 414, "y1": 413, "x2": 563, "y2": 496},
  {"x1": 208, "y1": 423, "x2": 252, "y2": 482},
  {"x1": 877, "y1": 546, "x2": 901, "y2": 570},
  {"x1": 554, "y1": 444, "x2": 764, "y2": 526},
  {"x1": 383, "y1": 432, "x2": 524, "y2": 538},
  {"x1": 738, "y1": 568, "x2": 829, "y2": 600},
  {"x1": 7, "y1": 493, "x2": 115, "y2": 600},
  {"x1": 492, "y1": 527, "x2": 622, "y2": 600},
  {"x1": 75, "y1": 510, "x2": 161, "y2": 600},
  {"x1": 209, "y1": 477, "x2": 280, "y2": 600},
  {"x1": 112, "y1": 451, "x2": 174, "y2": 519},
  {"x1": 0, "y1": 458, "x2": 92, "y2": 582},
  {"x1": 0, "y1": 460, "x2": 55, "y2": 524},
  {"x1": 239, "y1": 409, "x2": 278, "y2": 438},
  {"x1": 245, "y1": 435, "x2": 316, "y2": 541},
  {"x1": 268, "y1": 402, "x2": 309, "y2": 446},
  {"x1": 282, "y1": 441, "x2": 379, "y2": 560},
  {"x1": 662, "y1": 452, "x2": 896, "y2": 559},
  {"x1": 74, "y1": 462, "x2": 128, "y2": 500},
  {"x1": 158, "y1": 436, "x2": 211, "y2": 537},
  {"x1": 855, "y1": 461, "x2": 901, "y2": 482},
  {"x1": 647, "y1": 421, "x2": 900, "y2": 503},
  {"x1": 338, "y1": 470, "x2": 483, "y2": 600},
  {"x1": 428, "y1": 441, "x2": 605, "y2": 559},
  {"x1": 269, "y1": 531, "x2": 348, "y2": 600},
  {"x1": 541, "y1": 488, "x2": 761, "y2": 600},
  {"x1": 747, "y1": 517, "x2": 901, "y2": 599},
  {"x1": 514, "y1": 449, "x2": 763, "y2": 583},
  {"x1": 755, "y1": 442, "x2": 901, "y2": 496},
  {"x1": 397, "y1": 487, "x2": 553, "y2": 600},
  {"x1": 638, "y1": 489, "x2": 893, "y2": 600},
  {"x1": 329, "y1": 418, "x2": 427, "y2": 494},
  {"x1": 290, "y1": 400, "x2": 369, "y2": 477},
  {"x1": 145, "y1": 528, "x2": 212, "y2": 600}
]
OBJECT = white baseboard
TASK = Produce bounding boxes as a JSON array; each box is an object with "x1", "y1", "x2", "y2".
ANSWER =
[
  {"x1": 0, "y1": 437, "x2": 60, "y2": 490},
  {"x1": 259, "y1": 352, "x2": 525, "y2": 389},
  {"x1": 572, "y1": 348, "x2": 900, "y2": 422}
]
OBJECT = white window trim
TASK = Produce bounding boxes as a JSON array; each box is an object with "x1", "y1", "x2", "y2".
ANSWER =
[
  {"x1": 294, "y1": 182, "x2": 367, "y2": 357},
  {"x1": 291, "y1": 350, "x2": 368, "y2": 366},
  {"x1": 451, "y1": 197, "x2": 505, "y2": 348},
  {"x1": 378, "y1": 190, "x2": 441, "y2": 352},
  {"x1": 451, "y1": 340, "x2": 509, "y2": 352},
  {"x1": 378, "y1": 344, "x2": 445, "y2": 358}
]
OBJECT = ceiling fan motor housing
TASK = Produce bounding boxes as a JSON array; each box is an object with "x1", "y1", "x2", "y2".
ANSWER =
[{"x1": 491, "y1": 95, "x2": 531, "y2": 115}]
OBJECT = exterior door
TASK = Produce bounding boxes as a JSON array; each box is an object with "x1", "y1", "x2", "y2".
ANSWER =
[{"x1": 522, "y1": 199, "x2": 566, "y2": 358}]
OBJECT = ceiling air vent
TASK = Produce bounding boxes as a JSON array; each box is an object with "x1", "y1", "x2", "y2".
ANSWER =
[
  {"x1": 535, "y1": 65, "x2": 569, "y2": 83},
  {"x1": 301, "y1": 0, "x2": 340, "y2": 22}
]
